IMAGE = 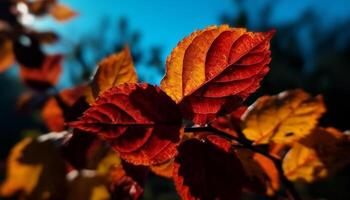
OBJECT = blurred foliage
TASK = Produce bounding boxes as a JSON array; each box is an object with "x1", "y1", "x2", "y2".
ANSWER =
[{"x1": 221, "y1": 0, "x2": 350, "y2": 131}]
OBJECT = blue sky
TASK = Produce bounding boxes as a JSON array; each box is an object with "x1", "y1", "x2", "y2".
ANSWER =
[{"x1": 31, "y1": 0, "x2": 350, "y2": 86}]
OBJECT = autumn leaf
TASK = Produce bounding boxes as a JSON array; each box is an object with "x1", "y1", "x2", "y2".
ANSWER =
[
  {"x1": 19, "y1": 54, "x2": 63, "y2": 90},
  {"x1": 242, "y1": 89, "x2": 326, "y2": 144},
  {"x1": 161, "y1": 25, "x2": 274, "y2": 124},
  {"x1": 236, "y1": 149, "x2": 280, "y2": 196},
  {"x1": 42, "y1": 85, "x2": 87, "y2": 131},
  {"x1": 109, "y1": 163, "x2": 147, "y2": 200},
  {"x1": 96, "y1": 151, "x2": 148, "y2": 200},
  {"x1": 0, "y1": 138, "x2": 42, "y2": 197},
  {"x1": 150, "y1": 158, "x2": 174, "y2": 178},
  {"x1": 0, "y1": 134, "x2": 67, "y2": 199},
  {"x1": 67, "y1": 149, "x2": 147, "y2": 200},
  {"x1": 173, "y1": 138, "x2": 244, "y2": 200},
  {"x1": 85, "y1": 46, "x2": 138, "y2": 104},
  {"x1": 66, "y1": 170, "x2": 110, "y2": 200},
  {"x1": 69, "y1": 83, "x2": 183, "y2": 165},
  {"x1": 283, "y1": 127, "x2": 350, "y2": 182},
  {"x1": 210, "y1": 106, "x2": 247, "y2": 138},
  {"x1": 0, "y1": 38, "x2": 14, "y2": 73},
  {"x1": 50, "y1": 3, "x2": 78, "y2": 22}
]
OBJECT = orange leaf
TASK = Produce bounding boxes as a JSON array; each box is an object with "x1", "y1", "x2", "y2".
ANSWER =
[
  {"x1": 69, "y1": 83, "x2": 183, "y2": 165},
  {"x1": 237, "y1": 149, "x2": 280, "y2": 196},
  {"x1": 150, "y1": 158, "x2": 174, "y2": 178},
  {"x1": 173, "y1": 138, "x2": 244, "y2": 200},
  {"x1": 50, "y1": 3, "x2": 77, "y2": 22},
  {"x1": 283, "y1": 127, "x2": 350, "y2": 182},
  {"x1": 19, "y1": 54, "x2": 62, "y2": 90},
  {"x1": 161, "y1": 25, "x2": 274, "y2": 124},
  {"x1": 42, "y1": 85, "x2": 87, "y2": 131},
  {"x1": 242, "y1": 89, "x2": 326, "y2": 144},
  {"x1": 210, "y1": 106, "x2": 247, "y2": 138},
  {"x1": 0, "y1": 134, "x2": 67, "y2": 199},
  {"x1": 0, "y1": 38, "x2": 14, "y2": 73},
  {"x1": 86, "y1": 46, "x2": 138, "y2": 104}
]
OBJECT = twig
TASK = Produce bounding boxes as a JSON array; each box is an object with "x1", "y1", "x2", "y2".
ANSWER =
[{"x1": 184, "y1": 125, "x2": 302, "y2": 200}]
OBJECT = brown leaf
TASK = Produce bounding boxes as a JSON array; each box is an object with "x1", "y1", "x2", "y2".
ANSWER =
[
  {"x1": 66, "y1": 170, "x2": 110, "y2": 200},
  {"x1": 70, "y1": 83, "x2": 183, "y2": 165},
  {"x1": 173, "y1": 138, "x2": 244, "y2": 200},
  {"x1": 242, "y1": 89, "x2": 326, "y2": 144},
  {"x1": 283, "y1": 127, "x2": 350, "y2": 182},
  {"x1": 161, "y1": 25, "x2": 274, "y2": 124},
  {"x1": 86, "y1": 46, "x2": 138, "y2": 104}
]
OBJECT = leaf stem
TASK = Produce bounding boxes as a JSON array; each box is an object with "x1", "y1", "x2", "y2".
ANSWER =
[{"x1": 184, "y1": 125, "x2": 302, "y2": 200}]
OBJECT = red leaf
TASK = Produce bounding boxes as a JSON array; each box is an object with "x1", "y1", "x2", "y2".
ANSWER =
[
  {"x1": 161, "y1": 25, "x2": 274, "y2": 124},
  {"x1": 19, "y1": 54, "x2": 62, "y2": 90},
  {"x1": 173, "y1": 139, "x2": 244, "y2": 200},
  {"x1": 110, "y1": 161, "x2": 148, "y2": 200},
  {"x1": 210, "y1": 106, "x2": 247, "y2": 138},
  {"x1": 69, "y1": 83, "x2": 183, "y2": 165}
]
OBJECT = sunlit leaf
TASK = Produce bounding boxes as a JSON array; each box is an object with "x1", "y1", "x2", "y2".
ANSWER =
[
  {"x1": 86, "y1": 46, "x2": 137, "y2": 104},
  {"x1": 150, "y1": 158, "x2": 174, "y2": 178},
  {"x1": 161, "y1": 25, "x2": 274, "y2": 124},
  {"x1": 50, "y1": 3, "x2": 78, "y2": 22},
  {"x1": 283, "y1": 127, "x2": 350, "y2": 182},
  {"x1": 242, "y1": 89, "x2": 326, "y2": 144},
  {"x1": 173, "y1": 138, "x2": 244, "y2": 200},
  {"x1": 70, "y1": 83, "x2": 183, "y2": 165}
]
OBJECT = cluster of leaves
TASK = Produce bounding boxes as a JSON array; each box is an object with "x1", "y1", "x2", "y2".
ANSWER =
[
  {"x1": 0, "y1": 0, "x2": 76, "y2": 90},
  {"x1": 1, "y1": 25, "x2": 350, "y2": 200}
]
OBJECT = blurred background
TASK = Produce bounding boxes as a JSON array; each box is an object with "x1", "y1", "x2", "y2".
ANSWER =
[{"x1": 1, "y1": 0, "x2": 350, "y2": 199}]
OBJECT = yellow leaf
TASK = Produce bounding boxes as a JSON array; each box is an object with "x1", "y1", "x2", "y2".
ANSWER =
[
  {"x1": 91, "y1": 185, "x2": 110, "y2": 200},
  {"x1": 282, "y1": 127, "x2": 350, "y2": 182},
  {"x1": 0, "y1": 38, "x2": 14, "y2": 73},
  {"x1": 86, "y1": 46, "x2": 138, "y2": 104},
  {"x1": 242, "y1": 89, "x2": 326, "y2": 144},
  {"x1": 0, "y1": 134, "x2": 68, "y2": 199},
  {"x1": 50, "y1": 3, "x2": 78, "y2": 22},
  {"x1": 0, "y1": 138, "x2": 42, "y2": 197},
  {"x1": 96, "y1": 151, "x2": 121, "y2": 176}
]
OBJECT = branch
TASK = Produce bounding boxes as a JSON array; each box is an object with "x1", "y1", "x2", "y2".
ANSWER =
[{"x1": 184, "y1": 125, "x2": 302, "y2": 200}]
